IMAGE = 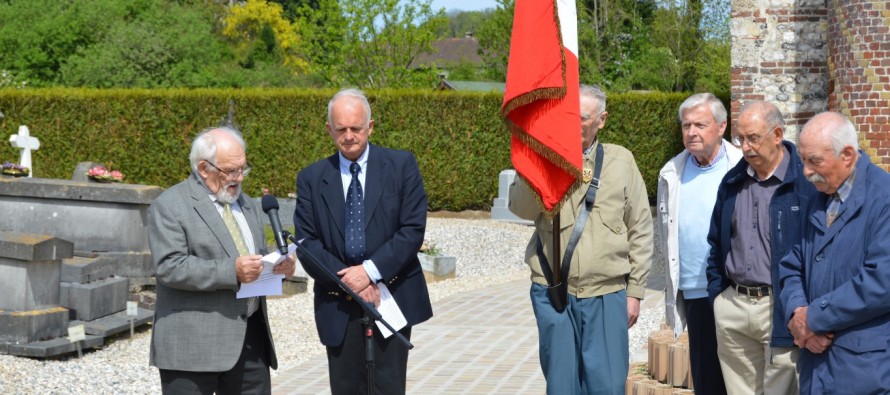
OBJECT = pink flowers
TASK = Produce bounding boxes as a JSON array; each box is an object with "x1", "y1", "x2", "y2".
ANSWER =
[{"x1": 87, "y1": 165, "x2": 124, "y2": 182}]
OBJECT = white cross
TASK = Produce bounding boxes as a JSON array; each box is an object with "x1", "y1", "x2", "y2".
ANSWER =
[{"x1": 9, "y1": 125, "x2": 39, "y2": 178}]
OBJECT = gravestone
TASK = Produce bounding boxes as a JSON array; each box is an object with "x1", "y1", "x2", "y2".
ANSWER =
[
  {"x1": 0, "y1": 231, "x2": 73, "y2": 345},
  {"x1": 490, "y1": 169, "x2": 532, "y2": 224},
  {"x1": 0, "y1": 176, "x2": 163, "y2": 278},
  {"x1": 8, "y1": 125, "x2": 39, "y2": 178}
]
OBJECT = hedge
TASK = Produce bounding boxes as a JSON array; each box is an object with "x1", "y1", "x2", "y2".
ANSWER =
[{"x1": 0, "y1": 88, "x2": 727, "y2": 210}]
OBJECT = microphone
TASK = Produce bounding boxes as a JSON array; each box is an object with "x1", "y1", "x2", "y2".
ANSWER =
[{"x1": 261, "y1": 195, "x2": 289, "y2": 255}]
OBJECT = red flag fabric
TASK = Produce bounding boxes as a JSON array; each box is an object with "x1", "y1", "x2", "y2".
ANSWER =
[{"x1": 502, "y1": 0, "x2": 581, "y2": 217}]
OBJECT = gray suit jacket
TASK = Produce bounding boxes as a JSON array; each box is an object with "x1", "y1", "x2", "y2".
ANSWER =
[{"x1": 147, "y1": 173, "x2": 277, "y2": 372}]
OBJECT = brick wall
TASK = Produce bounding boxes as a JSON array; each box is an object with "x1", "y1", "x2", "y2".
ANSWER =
[{"x1": 827, "y1": 0, "x2": 890, "y2": 168}]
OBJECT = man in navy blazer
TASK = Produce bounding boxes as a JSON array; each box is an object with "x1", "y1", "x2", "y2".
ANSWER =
[
  {"x1": 780, "y1": 112, "x2": 890, "y2": 394},
  {"x1": 294, "y1": 88, "x2": 432, "y2": 395}
]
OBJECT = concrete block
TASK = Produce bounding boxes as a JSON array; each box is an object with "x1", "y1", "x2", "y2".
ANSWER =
[
  {"x1": 7, "y1": 334, "x2": 104, "y2": 358},
  {"x1": 60, "y1": 277, "x2": 128, "y2": 321},
  {"x1": 418, "y1": 254, "x2": 456, "y2": 283},
  {"x1": 70, "y1": 307, "x2": 153, "y2": 337},
  {"x1": 0, "y1": 258, "x2": 62, "y2": 311},
  {"x1": 490, "y1": 170, "x2": 532, "y2": 224},
  {"x1": 0, "y1": 231, "x2": 74, "y2": 262},
  {"x1": 105, "y1": 251, "x2": 154, "y2": 278},
  {"x1": 61, "y1": 255, "x2": 116, "y2": 283},
  {"x1": 0, "y1": 306, "x2": 69, "y2": 343}
]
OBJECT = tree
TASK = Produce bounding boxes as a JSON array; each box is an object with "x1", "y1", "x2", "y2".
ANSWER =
[
  {"x1": 60, "y1": 2, "x2": 231, "y2": 88},
  {"x1": 221, "y1": 0, "x2": 308, "y2": 72},
  {"x1": 298, "y1": 0, "x2": 447, "y2": 88},
  {"x1": 0, "y1": 0, "x2": 128, "y2": 86},
  {"x1": 442, "y1": 9, "x2": 493, "y2": 38},
  {"x1": 474, "y1": 0, "x2": 513, "y2": 81}
]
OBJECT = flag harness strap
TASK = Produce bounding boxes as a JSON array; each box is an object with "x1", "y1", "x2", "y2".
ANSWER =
[{"x1": 535, "y1": 143, "x2": 603, "y2": 312}]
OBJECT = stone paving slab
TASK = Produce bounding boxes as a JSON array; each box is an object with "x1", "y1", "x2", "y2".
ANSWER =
[
  {"x1": 273, "y1": 278, "x2": 665, "y2": 394},
  {"x1": 272, "y1": 279, "x2": 545, "y2": 394}
]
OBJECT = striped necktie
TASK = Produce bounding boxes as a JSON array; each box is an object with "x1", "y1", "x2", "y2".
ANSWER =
[{"x1": 222, "y1": 202, "x2": 259, "y2": 317}]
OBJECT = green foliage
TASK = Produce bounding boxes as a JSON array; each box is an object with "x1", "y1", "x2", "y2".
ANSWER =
[
  {"x1": 297, "y1": 0, "x2": 448, "y2": 89},
  {"x1": 474, "y1": 0, "x2": 513, "y2": 82},
  {"x1": 0, "y1": 89, "x2": 710, "y2": 209},
  {"x1": 440, "y1": 9, "x2": 493, "y2": 38},
  {"x1": 59, "y1": 2, "x2": 229, "y2": 88}
]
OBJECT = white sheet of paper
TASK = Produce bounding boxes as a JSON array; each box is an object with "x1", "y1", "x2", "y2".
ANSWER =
[
  {"x1": 236, "y1": 243, "x2": 296, "y2": 299},
  {"x1": 375, "y1": 283, "x2": 407, "y2": 338}
]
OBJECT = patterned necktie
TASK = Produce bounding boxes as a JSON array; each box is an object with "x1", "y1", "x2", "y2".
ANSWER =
[
  {"x1": 345, "y1": 162, "x2": 366, "y2": 264},
  {"x1": 222, "y1": 202, "x2": 258, "y2": 317},
  {"x1": 826, "y1": 194, "x2": 840, "y2": 227}
]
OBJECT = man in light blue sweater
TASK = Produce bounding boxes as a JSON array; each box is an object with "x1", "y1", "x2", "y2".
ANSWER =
[{"x1": 656, "y1": 93, "x2": 742, "y2": 394}]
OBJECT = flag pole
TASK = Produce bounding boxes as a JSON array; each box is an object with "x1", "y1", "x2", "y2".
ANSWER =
[{"x1": 552, "y1": 217, "x2": 560, "y2": 286}]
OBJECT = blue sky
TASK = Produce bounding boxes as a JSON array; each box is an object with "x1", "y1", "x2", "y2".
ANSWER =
[{"x1": 428, "y1": 0, "x2": 501, "y2": 12}]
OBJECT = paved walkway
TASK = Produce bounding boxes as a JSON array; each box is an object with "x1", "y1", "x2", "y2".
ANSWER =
[{"x1": 273, "y1": 278, "x2": 665, "y2": 394}]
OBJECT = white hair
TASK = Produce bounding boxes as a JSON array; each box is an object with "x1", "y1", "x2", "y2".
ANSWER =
[
  {"x1": 327, "y1": 88, "x2": 371, "y2": 126},
  {"x1": 679, "y1": 93, "x2": 726, "y2": 124},
  {"x1": 189, "y1": 126, "x2": 246, "y2": 174}
]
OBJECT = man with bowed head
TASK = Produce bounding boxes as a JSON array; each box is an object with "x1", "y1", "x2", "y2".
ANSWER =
[
  {"x1": 147, "y1": 126, "x2": 296, "y2": 394},
  {"x1": 706, "y1": 101, "x2": 815, "y2": 394},
  {"x1": 656, "y1": 93, "x2": 741, "y2": 395},
  {"x1": 780, "y1": 112, "x2": 890, "y2": 394},
  {"x1": 294, "y1": 88, "x2": 432, "y2": 395},
  {"x1": 510, "y1": 84, "x2": 652, "y2": 394}
]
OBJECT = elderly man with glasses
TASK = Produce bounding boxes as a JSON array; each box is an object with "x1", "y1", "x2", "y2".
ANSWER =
[
  {"x1": 705, "y1": 101, "x2": 816, "y2": 394},
  {"x1": 147, "y1": 126, "x2": 296, "y2": 394}
]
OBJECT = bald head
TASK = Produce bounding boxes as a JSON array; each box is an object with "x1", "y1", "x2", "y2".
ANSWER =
[
  {"x1": 798, "y1": 112, "x2": 859, "y2": 194},
  {"x1": 735, "y1": 101, "x2": 785, "y2": 178}
]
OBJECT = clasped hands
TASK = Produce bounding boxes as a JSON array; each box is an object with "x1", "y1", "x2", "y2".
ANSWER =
[
  {"x1": 338, "y1": 265, "x2": 381, "y2": 307},
  {"x1": 236, "y1": 254, "x2": 297, "y2": 284},
  {"x1": 788, "y1": 306, "x2": 834, "y2": 354}
]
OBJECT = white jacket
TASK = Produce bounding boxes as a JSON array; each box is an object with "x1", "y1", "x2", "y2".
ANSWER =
[{"x1": 655, "y1": 140, "x2": 741, "y2": 337}]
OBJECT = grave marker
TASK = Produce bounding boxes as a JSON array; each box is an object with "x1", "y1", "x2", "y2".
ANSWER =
[{"x1": 8, "y1": 125, "x2": 39, "y2": 178}]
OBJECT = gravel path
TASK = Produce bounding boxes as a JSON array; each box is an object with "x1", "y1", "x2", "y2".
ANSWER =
[{"x1": 0, "y1": 218, "x2": 663, "y2": 394}]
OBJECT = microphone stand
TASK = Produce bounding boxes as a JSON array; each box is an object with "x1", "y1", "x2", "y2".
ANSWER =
[{"x1": 282, "y1": 231, "x2": 413, "y2": 394}]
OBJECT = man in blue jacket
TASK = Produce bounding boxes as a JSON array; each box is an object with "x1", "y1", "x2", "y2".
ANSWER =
[
  {"x1": 706, "y1": 101, "x2": 815, "y2": 394},
  {"x1": 779, "y1": 111, "x2": 890, "y2": 394}
]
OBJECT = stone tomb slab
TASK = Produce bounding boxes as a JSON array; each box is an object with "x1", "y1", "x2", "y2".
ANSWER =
[
  {"x1": 0, "y1": 306, "x2": 69, "y2": 344},
  {"x1": 60, "y1": 277, "x2": 129, "y2": 321},
  {"x1": 70, "y1": 307, "x2": 153, "y2": 337},
  {"x1": 7, "y1": 334, "x2": 104, "y2": 358},
  {"x1": 61, "y1": 255, "x2": 116, "y2": 284},
  {"x1": 0, "y1": 231, "x2": 73, "y2": 311}
]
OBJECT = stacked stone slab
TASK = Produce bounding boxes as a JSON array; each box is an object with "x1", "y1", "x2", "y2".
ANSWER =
[
  {"x1": 0, "y1": 231, "x2": 75, "y2": 354},
  {"x1": 60, "y1": 255, "x2": 129, "y2": 321}
]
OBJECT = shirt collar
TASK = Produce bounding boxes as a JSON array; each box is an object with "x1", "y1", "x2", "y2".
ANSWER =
[
  {"x1": 338, "y1": 145, "x2": 370, "y2": 173},
  {"x1": 746, "y1": 144, "x2": 791, "y2": 182},
  {"x1": 690, "y1": 143, "x2": 727, "y2": 169},
  {"x1": 835, "y1": 166, "x2": 856, "y2": 203}
]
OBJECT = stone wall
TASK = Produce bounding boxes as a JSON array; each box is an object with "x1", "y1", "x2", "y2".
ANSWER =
[
  {"x1": 732, "y1": 0, "x2": 890, "y2": 168},
  {"x1": 731, "y1": 0, "x2": 829, "y2": 140}
]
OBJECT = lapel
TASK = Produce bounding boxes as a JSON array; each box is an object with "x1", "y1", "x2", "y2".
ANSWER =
[
  {"x1": 363, "y1": 144, "x2": 385, "y2": 229},
  {"x1": 320, "y1": 154, "x2": 346, "y2": 239},
  {"x1": 187, "y1": 173, "x2": 239, "y2": 258}
]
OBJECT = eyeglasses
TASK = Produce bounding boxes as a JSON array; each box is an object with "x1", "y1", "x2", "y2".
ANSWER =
[
  {"x1": 731, "y1": 133, "x2": 764, "y2": 147},
  {"x1": 581, "y1": 112, "x2": 601, "y2": 123},
  {"x1": 204, "y1": 160, "x2": 251, "y2": 178}
]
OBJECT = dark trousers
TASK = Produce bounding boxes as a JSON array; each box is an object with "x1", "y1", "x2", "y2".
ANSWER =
[
  {"x1": 159, "y1": 311, "x2": 272, "y2": 395},
  {"x1": 327, "y1": 306, "x2": 412, "y2": 395},
  {"x1": 683, "y1": 294, "x2": 727, "y2": 395}
]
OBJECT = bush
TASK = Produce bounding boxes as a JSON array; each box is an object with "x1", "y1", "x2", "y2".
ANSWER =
[{"x1": 0, "y1": 88, "x2": 726, "y2": 209}]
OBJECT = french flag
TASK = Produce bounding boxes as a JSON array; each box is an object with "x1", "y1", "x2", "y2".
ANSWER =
[{"x1": 502, "y1": 0, "x2": 581, "y2": 217}]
